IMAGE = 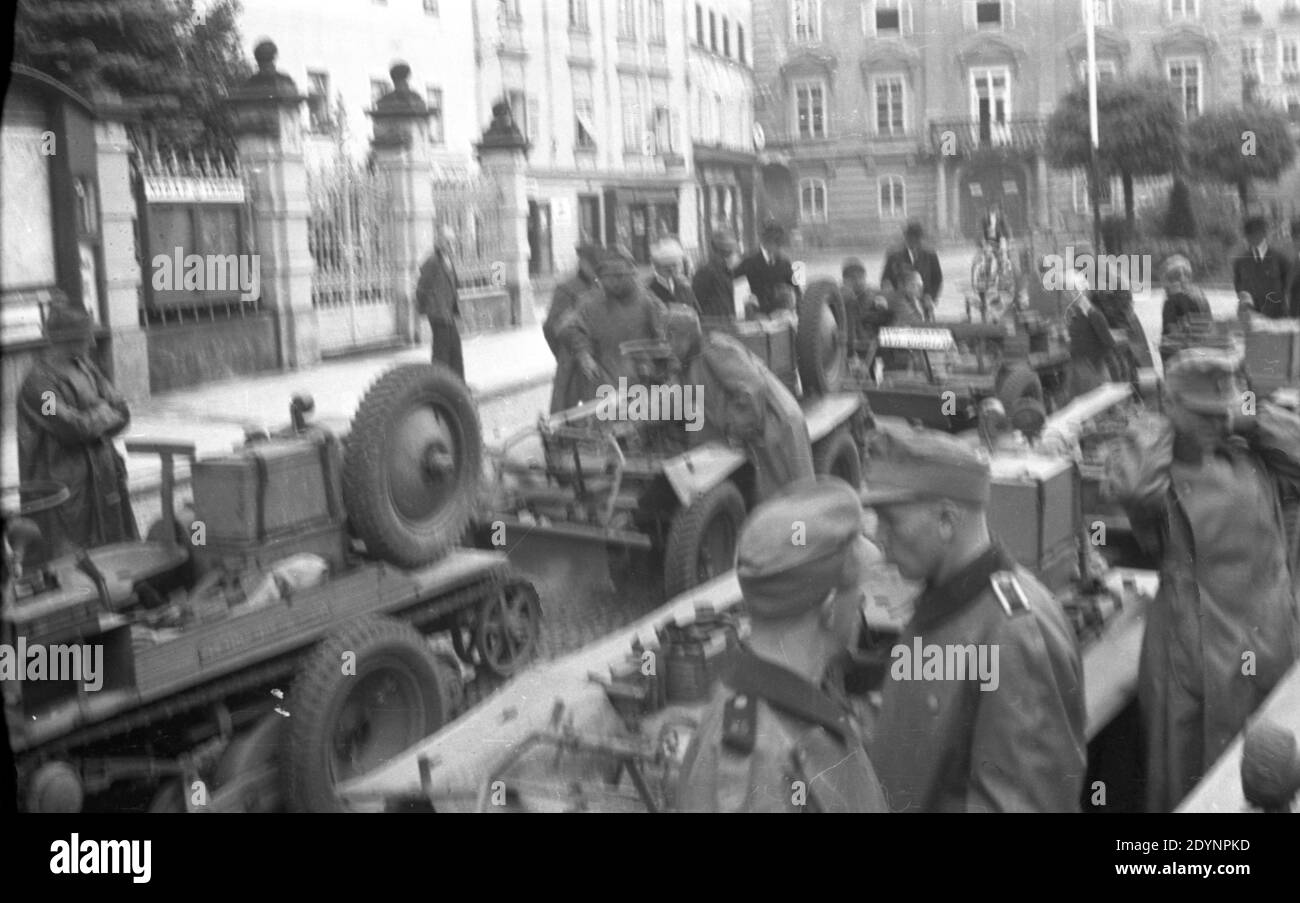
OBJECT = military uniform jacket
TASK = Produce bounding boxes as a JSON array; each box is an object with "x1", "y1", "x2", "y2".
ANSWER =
[
  {"x1": 868, "y1": 546, "x2": 1087, "y2": 812},
  {"x1": 676, "y1": 648, "x2": 889, "y2": 813}
]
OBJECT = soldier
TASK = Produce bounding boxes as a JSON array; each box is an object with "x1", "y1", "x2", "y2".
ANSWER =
[
  {"x1": 691, "y1": 230, "x2": 741, "y2": 320},
  {"x1": 676, "y1": 476, "x2": 889, "y2": 813},
  {"x1": 1104, "y1": 349, "x2": 1300, "y2": 811},
  {"x1": 18, "y1": 303, "x2": 138, "y2": 564},
  {"x1": 561, "y1": 245, "x2": 667, "y2": 397},
  {"x1": 860, "y1": 423, "x2": 1087, "y2": 812},
  {"x1": 545, "y1": 244, "x2": 600, "y2": 412}
]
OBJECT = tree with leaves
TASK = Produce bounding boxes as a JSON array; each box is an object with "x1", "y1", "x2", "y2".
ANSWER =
[
  {"x1": 1187, "y1": 105, "x2": 1297, "y2": 211},
  {"x1": 13, "y1": 0, "x2": 250, "y2": 158},
  {"x1": 1046, "y1": 77, "x2": 1186, "y2": 234}
]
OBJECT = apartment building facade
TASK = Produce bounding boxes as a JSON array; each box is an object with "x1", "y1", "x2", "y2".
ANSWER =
[
  {"x1": 1238, "y1": 0, "x2": 1300, "y2": 215},
  {"x1": 689, "y1": 0, "x2": 762, "y2": 249},
  {"x1": 751, "y1": 0, "x2": 1246, "y2": 249}
]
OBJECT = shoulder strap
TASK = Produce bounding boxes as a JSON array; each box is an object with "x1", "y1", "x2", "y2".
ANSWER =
[{"x1": 723, "y1": 649, "x2": 850, "y2": 745}]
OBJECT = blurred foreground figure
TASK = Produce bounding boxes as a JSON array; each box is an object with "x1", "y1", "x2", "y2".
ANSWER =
[{"x1": 676, "y1": 477, "x2": 889, "y2": 813}]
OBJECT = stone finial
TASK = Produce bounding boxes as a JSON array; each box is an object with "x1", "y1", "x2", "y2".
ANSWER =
[
  {"x1": 477, "y1": 98, "x2": 530, "y2": 153},
  {"x1": 228, "y1": 37, "x2": 302, "y2": 103},
  {"x1": 254, "y1": 40, "x2": 277, "y2": 71},
  {"x1": 390, "y1": 63, "x2": 412, "y2": 91},
  {"x1": 371, "y1": 60, "x2": 427, "y2": 117}
]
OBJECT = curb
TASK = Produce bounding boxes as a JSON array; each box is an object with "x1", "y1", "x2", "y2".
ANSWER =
[{"x1": 125, "y1": 367, "x2": 556, "y2": 503}]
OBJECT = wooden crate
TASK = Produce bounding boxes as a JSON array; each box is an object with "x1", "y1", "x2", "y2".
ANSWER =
[
  {"x1": 1244, "y1": 324, "x2": 1300, "y2": 395},
  {"x1": 989, "y1": 456, "x2": 1079, "y2": 591}
]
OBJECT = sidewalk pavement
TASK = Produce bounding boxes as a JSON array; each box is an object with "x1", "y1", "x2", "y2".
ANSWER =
[{"x1": 1, "y1": 322, "x2": 557, "y2": 501}]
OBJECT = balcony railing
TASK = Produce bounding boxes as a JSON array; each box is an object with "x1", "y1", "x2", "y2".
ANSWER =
[{"x1": 928, "y1": 116, "x2": 1045, "y2": 156}]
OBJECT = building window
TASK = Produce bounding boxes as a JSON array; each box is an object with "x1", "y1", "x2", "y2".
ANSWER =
[
  {"x1": 1241, "y1": 43, "x2": 1262, "y2": 80},
  {"x1": 1283, "y1": 39, "x2": 1300, "y2": 77},
  {"x1": 800, "y1": 178, "x2": 828, "y2": 223},
  {"x1": 649, "y1": 0, "x2": 666, "y2": 43},
  {"x1": 307, "y1": 70, "x2": 332, "y2": 133},
  {"x1": 738, "y1": 25, "x2": 746, "y2": 63},
  {"x1": 622, "y1": 77, "x2": 641, "y2": 151},
  {"x1": 1167, "y1": 58, "x2": 1202, "y2": 117},
  {"x1": 1073, "y1": 169, "x2": 1113, "y2": 212},
  {"x1": 506, "y1": 88, "x2": 531, "y2": 141},
  {"x1": 569, "y1": 0, "x2": 589, "y2": 30},
  {"x1": 1089, "y1": 0, "x2": 1112, "y2": 27},
  {"x1": 423, "y1": 0, "x2": 438, "y2": 15},
  {"x1": 425, "y1": 86, "x2": 444, "y2": 144},
  {"x1": 619, "y1": 0, "x2": 636, "y2": 39},
  {"x1": 1168, "y1": 0, "x2": 1197, "y2": 20},
  {"x1": 370, "y1": 79, "x2": 389, "y2": 104},
  {"x1": 970, "y1": 67, "x2": 1011, "y2": 123},
  {"x1": 498, "y1": 0, "x2": 521, "y2": 24},
  {"x1": 573, "y1": 69, "x2": 596, "y2": 149},
  {"x1": 794, "y1": 0, "x2": 822, "y2": 42},
  {"x1": 794, "y1": 80, "x2": 827, "y2": 139},
  {"x1": 874, "y1": 74, "x2": 906, "y2": 135},
  {"x1": 710, "y1": 11, "x2": 718, "y2": 51},
  {"x1": 652, "y1": 105, "x2": 672, "y2": 154},
  {"x1": 723, "y1": 17, "x2": 731, "y2": 57},
  {"x1": 870, "y1": 0, "x2": 911, "y2": 35},
  {"x1": 976, "y1": 0, "x2": 1005, "y2": 30},
  {"x1": 879, "y1": 175, "x2": 905, "y2": 219},
  {"x1": 1075, "y1": 59, "x2": 1118, "y2": 83},
  {"x1": 696, "y1": 4, "x2": 705, "y2": 44},
  {"x1": 714, "y1": 93, "x2": 724, "y2": 143}
]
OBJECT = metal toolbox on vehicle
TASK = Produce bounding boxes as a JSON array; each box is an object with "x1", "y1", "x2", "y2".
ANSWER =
[
  {"x1": 988, "y1": 456, "x2": 1080, "y2": 591},
  {"x1": 1244, "y1": 322, "x2": 1300, "y2": 396},
  {"x1": 190, "y1": 433, "x2": 345, "y2": 542}
]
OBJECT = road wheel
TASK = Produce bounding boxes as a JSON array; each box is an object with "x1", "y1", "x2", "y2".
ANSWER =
[
  {"x1": 473, "y1": 580, "x2": 543, "y2": 678},
  {"x1": 663, "y1": 481, "x2": 747, "y2": 599},
  {"x1": 283, "y1": 616, "x2": 456, "y2": 812},
  {"x1": 797, "y1": 279, "x2": 846, "y2": 396},
  {"x1": 813, "y1": 429, "x2": 862, "y2": 489},
  {"x1": 343, "y1": 364, "x2": 482, "y2": 568},
  {"x1": 996, "y1": 365, "x2": 1043, "y2": 413}
]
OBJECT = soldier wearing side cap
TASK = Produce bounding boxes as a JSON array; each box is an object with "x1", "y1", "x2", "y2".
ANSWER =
[
  {"x1": 545, "y1": 244, "x2": 601, "y2": 412},
  {"x1": 1104, "y1": 348, "x2": 1300, "y2": 811},
  {"x1": 860, "y1": 424, "x2": 1087, "y2": 812},
  {"x1": 676, "y1": 477, "x2": 889, "y2": 813}
]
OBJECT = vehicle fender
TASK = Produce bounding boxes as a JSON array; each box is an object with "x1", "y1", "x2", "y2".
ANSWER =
[{"x1": 662, "y1": 444, "x2": 747, "y2": 508}]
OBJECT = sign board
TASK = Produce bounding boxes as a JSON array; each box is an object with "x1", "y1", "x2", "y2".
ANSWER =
[
  {"x1": 143, "y1": 176, "x2": 245, "y2": 205},
  {"x1": 877, "y1": 327, "x2": 957, "y2": 351}
]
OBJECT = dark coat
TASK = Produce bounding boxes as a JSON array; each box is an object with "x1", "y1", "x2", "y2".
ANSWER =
[
  {"x1": 416, "y1": 249, "x2": 460, "y2": 322},
  {"x1": 868, "y1": 546, "x2": 1087, "y2": 812},
  {"x1": 691, "y1": 258, "x2": 736, "y2": 320},
  {"x1": 1105, "y1": 407, "x2": 1300, "y2": 811},
  {"x1": 880, "y1": 245, "x2": 943, "y2": 301},
  {"x1": 1233, "y1": 246, "x2": 1292, "y2": 319},
  {"x1": 560, "y1": 287, "x2": 667, "y2": 396},
  {"x1": 1161, "y1": 287, "x2": 1212, "y2": 337},
  {"x1": 646, "y1": 275, "x2": 700, "y2": 313},
  {"x1": 735, "y1": 250, "x2": 798, "y2": 315},
  {"x1": 1067, "y1": 302, "x2": 1117, "y2": 397},
  {"x1": 18, "y1": 355, "x2": 138, "y2": 562},
  {"x1": 545, "y1": 273, "x2": 598, "y2": 412},
  {"x1": 979, "y1": 211, "x2": 1012, "y2": 243}
]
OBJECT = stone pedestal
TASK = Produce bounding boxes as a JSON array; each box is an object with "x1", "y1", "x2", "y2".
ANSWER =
[
  {"x1": 476, "y1": 102, "x2": 535, "y2": 326},
  {"x1": 369, "y1": 64, "x2": 435, "y2": 345},
  {"x1": 91, "y1": 89, "x2": 150, "y2": 402},
  {"x1": 226, "y1": 41, "x2": 317, "y2": 370}
]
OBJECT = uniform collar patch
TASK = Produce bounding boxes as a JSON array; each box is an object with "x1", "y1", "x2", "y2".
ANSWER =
[{"x1": 911, "y1": 544, "x2": 1013, "y2": 632}]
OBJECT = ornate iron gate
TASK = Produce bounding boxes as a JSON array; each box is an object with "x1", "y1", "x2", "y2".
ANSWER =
[
  {"x1": 309, "y1": 161, "x2": 399, "y2": 355},
  {"x1": 430, "y1": 171, "x2": 506, "y2": 296}
]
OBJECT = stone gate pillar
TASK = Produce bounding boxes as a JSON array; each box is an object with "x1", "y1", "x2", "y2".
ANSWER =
[
  {"x1": 476, "y1": 101, "x2": 535, "y2": 326},
  {"x1": 91, "y1": 85, "x2": 149, "y2": 402},
  {"x1": 368, "y1": 63, "x2": 434, "y2": 345},
  {"x1": 225, "y1": 40, "x2": 317, "y2": 369}
]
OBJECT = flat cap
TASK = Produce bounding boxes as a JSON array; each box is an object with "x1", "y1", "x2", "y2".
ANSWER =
[
  {"x1": 842, "y1": 257, "x2": 866, "y2": 278},
  {"x1": 709, "y1": 230, "x2": 739, "y2": 253},
  {"x1": 44, "y1": 303, "x2": 94, "y2": 343},
  {"x1": 737, "y1": 476, "x2": 862, "y2": 620},
  {"x1": 597, "y1": 244, "x2": 637, "y2": 270},
  {"x1": 1165, "y1": 347, "x2": 1244, "y2": 414},
  {"x1": 860, "y1": 421, "x2": 991, "y2": 507}
]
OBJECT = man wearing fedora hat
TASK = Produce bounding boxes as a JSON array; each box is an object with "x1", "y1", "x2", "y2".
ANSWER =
[
  {"x1": 646, "y1": 238, "x2": 699, "y2": 313},
  {"x1": 734, "y1": 221, "x2": 799, "y2": 317},
  {"x1": 1104, "y1": 348, "x2": 1300, "y2": 811},
  {"x1": 859, "y1": 422, "x2": 1086, "y2": 812},
  {"x1": 691, "y1": 230, "x2": 742, "y2": 320},
  {"x1": 676, "y1": 476, "x2": 889, "y2": 812},
  {"x1": 17, "y1": 303, "x2": 138, "y2": 563}
]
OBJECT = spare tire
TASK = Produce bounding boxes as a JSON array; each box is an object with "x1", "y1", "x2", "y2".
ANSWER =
[
  {"x1": 996, "y1": 365, "x2": 1043, "y2": 414},
  {"x1": 344, "y1": 363, "x2": 482, "y2": 567},
  {"x1": 797, "y1": 279, "x2": 846, "y2": 396}
]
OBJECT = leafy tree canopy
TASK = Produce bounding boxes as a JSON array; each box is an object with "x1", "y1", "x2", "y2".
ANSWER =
[
  {"x1": 13, "y1": 0, "x2": 251, "y2": 158},
  {"x1": 1046, "y1": 76, "x2": 1186, "y2": 178},
  {"x1": 1187, "y1": 105, "x2": 1297, "y2": 206}
]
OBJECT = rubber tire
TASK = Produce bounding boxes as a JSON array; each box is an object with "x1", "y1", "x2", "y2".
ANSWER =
[
  {"x1": 283, "y1": 616, "x2": 457, "y2": 813},
  {"x1": 996, "y1": 366, "x2": 1044, "y2": 413},
  {"x1": 663, "y1": 481, "x2": 747, "y2": 599},
  {"x1": 813, "y1": 429, "x2": 862, "y2": 489},
  {"x1": 797, "y1": 279, "x2": 846, "y2": 396},
  {"x1": 343, "y1": 363, "x2": 482, "y2": 568}
]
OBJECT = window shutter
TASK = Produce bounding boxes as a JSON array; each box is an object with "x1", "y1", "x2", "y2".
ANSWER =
[
  {"x1": 963, "y1": 0, "x2": 976, "y2": 31},
  {"x1": 864, "y1": 0, "x2": 876, "y2": 37}
]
